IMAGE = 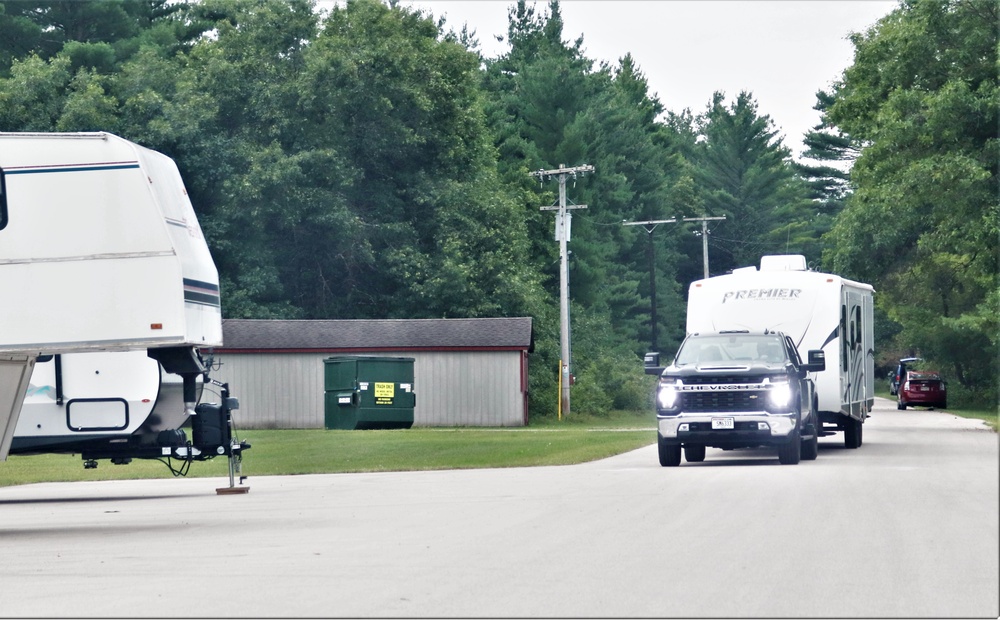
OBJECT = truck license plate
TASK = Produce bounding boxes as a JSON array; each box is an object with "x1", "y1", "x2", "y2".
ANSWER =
[{"x1": 712, "y1": 417, "x2": 735, "y2": 430}]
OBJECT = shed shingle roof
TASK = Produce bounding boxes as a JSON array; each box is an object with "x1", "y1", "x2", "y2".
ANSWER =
[{"x1": 218, "y1": 317, "x2": 533, "y2": 351}]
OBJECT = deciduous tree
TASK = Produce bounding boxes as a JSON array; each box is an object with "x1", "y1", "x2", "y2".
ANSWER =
[{"x1": 825, "y1": 0, "x2": 998, "y2": 396}]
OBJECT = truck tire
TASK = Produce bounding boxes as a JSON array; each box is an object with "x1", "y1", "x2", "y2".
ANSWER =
[
  {"x1": 658, "y1": 436, "x2": 681, "y2": 467},
  {"x1": 897, "y1": 401, "x2": 906, "y2": 410},
  {"x1": 801, "y1": 405, "x2": 819, "y2": 461},
  {"x1": 844, "y1": 417, "x2": 861, "y2": 449},
  {"x1": 801, "y1": 428, "x2": 818, "y2": 461},
  {"x1": 778, "y1": 430, "x2": 801, "y2": 465},
  {"x1": 684, "y1": 444, "x2": 706, "y2": 463}
]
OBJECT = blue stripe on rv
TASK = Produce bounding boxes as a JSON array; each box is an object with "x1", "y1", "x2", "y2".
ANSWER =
[{"x1": 5, "y1": 163, "x2": 141, "y2": 175}]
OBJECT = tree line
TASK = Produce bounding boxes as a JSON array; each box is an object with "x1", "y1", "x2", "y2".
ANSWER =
[{"x1": 0, "y1": 0, "x2": 994, "y2": 411}]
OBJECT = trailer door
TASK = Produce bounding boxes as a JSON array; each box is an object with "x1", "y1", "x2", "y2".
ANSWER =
[{"x1": 841, "y1": 289, "x2": 868, "y2": 419}]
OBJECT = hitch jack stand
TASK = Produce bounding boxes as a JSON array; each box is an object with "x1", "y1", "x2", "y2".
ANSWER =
[{"x1": 216, "y1": 442, "x2": 249, "y2": 495}]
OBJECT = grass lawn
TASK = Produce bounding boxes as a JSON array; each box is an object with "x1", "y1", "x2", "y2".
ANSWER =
[
  {"x1": 0, "y1": 411, "x2": 658, "y2": 488},
  {"x1": 875, "y1": 386, "x2": 998, "y2": 432},
  {"x1": 940, "y1": 406, "x2": 998, "y2": 432}
]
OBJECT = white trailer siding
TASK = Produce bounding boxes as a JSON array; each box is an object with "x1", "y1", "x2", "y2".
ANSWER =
[
  {"x1": 12, "y1": 350, "x2": 198, "y2": 455},
  {"x1": 686, "y1": 258, "x2": 874, "y2": 420},
  {"x1": 209, "y1": 349, "x2": 528, "y2": 428},
  {"x1": 0, "y1": 132, "x2": 222, "y2": 352},
  {"x1": 134, "y1": 144, "x2": 222, "y2": 346},
  {"x1": 15, "y1": 351, "x2": 161, "y2": 440}
]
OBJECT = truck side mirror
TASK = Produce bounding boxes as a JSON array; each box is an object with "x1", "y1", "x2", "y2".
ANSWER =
[
  {"x1": 804, "y1": 350, "x2": 826, "y2": 373},
  {"x1": 644, "y1": 351, "x2": 665, "y2": 376}
]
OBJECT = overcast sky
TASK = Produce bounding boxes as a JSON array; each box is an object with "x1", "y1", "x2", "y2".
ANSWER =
[{"x1": 398, "y1": 1, "x2": 898, "y2": 158}]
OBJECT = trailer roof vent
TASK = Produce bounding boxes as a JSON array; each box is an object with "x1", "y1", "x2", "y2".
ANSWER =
[{"x1": 760, "y1": 255, "x2": 807, "y2": 272}]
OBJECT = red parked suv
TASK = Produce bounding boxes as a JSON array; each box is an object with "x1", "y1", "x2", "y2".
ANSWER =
[{"x1": 897, "y1": 370, "x2": 947, "y2": 410}]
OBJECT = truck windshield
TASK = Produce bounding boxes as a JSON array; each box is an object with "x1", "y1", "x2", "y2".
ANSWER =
[{"x1": 676, "y1": 335, "x2": 786, "y2": 365}]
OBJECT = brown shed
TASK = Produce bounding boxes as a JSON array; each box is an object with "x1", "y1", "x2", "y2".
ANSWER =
[{"x1": 209, "y1": 317, "x2": 533, "y2": 428}]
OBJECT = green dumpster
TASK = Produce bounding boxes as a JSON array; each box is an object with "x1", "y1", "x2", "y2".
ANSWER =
[{"x1": 324, "y1": 356, "x2": 415, "y2": 430}]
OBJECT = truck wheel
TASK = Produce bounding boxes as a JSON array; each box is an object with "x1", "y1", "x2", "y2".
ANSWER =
[
  {"x1": 844, "y1": 417, "x2": 861, "y2": 449},
  {"x1": 801, "y1": 427, "x2": 819, "y2": 461},
  {"x1": 897, "y1": 401, "x2": 906, "y2": 410},
  {"x1": 658, "y1": 436, "x2": 681, "y2": 467},
  {"x1": 684, "y1": 444, "x2": 706, "y2": 463},
  {"x1": 801, "y1": 407, "x2": 819, "y2": 461},
  {"x1": 778, "y1": 430, "x2": 801, "y2": 465}
]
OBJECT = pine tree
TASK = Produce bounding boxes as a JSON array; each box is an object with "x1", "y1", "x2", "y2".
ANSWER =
[{"x1": 690, "y1": 91, "x2": 814, "y2": 273}]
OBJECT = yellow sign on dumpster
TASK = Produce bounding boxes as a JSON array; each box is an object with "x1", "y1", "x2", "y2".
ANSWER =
[{"x1": 374, "y1": 382, "x2": 394, "y2": 405}]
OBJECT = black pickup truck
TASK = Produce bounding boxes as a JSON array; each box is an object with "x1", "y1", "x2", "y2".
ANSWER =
[{"x1": 646, "y1": 331, "x2": 826, "y2": 466}]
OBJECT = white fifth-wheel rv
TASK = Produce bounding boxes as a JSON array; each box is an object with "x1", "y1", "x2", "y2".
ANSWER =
[
  {"x1": 9, "y1": 350, "x2": 242, "y2": 475},
  {"x1": 684, "y1": 255, "x2": 874, "y2": 448},
  {"x1": 0, "y1": 132, "x2": 245, "y2": 476}
]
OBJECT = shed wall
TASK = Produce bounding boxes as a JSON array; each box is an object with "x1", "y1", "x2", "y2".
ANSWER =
[
  {"x1": 211, "y1": 353, "x2": 322, "y2": 429},
  {"x1": 209, "y1": 350, "x2": 526, "y2": 429},
  {"x1": 414, "y1": 351, "x2": 525, "y2": 427}
]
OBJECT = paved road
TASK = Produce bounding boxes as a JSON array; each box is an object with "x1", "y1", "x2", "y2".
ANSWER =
[{"x1": 0, "y1": 398, "x2": 996, "y2": 618}]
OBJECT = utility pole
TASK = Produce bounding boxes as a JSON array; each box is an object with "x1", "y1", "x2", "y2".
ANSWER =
[
  {"x1": 623, "y1": 218, "x2": 676, "y2": 352},
  {"x1": 682, "y1": 216, "x2": 726, "y2": 279},
  {"x1": 533, "y1": 164, "x2": 593, "y2": 418}
]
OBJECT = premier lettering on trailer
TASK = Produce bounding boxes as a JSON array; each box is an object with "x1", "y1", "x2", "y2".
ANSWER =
[{"x1": 721, "y1": 288, "x2": 802, "y2": 303}]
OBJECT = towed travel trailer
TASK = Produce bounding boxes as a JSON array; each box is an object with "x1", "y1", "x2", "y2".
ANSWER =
[
  {"x1": 682, "y1": 255, "x2": 874, "y2": 448},
  {"x1": 0, "y1": 132, "x2": 244, "y2": 477}
]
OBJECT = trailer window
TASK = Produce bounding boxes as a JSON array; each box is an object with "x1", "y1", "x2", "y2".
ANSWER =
[
  {"x1": 854, "y1": 306, "x2": 863, "y2": 348},
  {"x1": 840, "y1": 304, "x2": 848, "y2": 371},
  {"x1": 0, "y1": 168, "x2": 7, "y2": 230}
]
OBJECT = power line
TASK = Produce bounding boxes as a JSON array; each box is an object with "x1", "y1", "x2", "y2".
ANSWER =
[{"x1": 623, "y1": 219, "x2": 676, "y2": 351}]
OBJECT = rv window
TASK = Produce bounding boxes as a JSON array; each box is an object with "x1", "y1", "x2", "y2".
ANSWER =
[
  {"x1": 840, "y1": 305, "x2": 848, "y2": 372},
  {"x1": 0, "y1": 168, "x2": 7, "y2": 230},
  {"x1": 854, "y1": 306, "x2": 863, "y2": 347}
]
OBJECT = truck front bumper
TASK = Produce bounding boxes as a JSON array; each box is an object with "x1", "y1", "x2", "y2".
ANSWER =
[{"x1": 657, "y1": 412, "x2": 798, "y2": 448}]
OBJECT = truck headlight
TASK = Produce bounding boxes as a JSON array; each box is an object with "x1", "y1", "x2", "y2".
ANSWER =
[
  {"x1": 658, "y1": 384, "x2": 679, "y2": 409},
  {"x1": 767, "y1": 382, "x2": 792, "y2": 408}
]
